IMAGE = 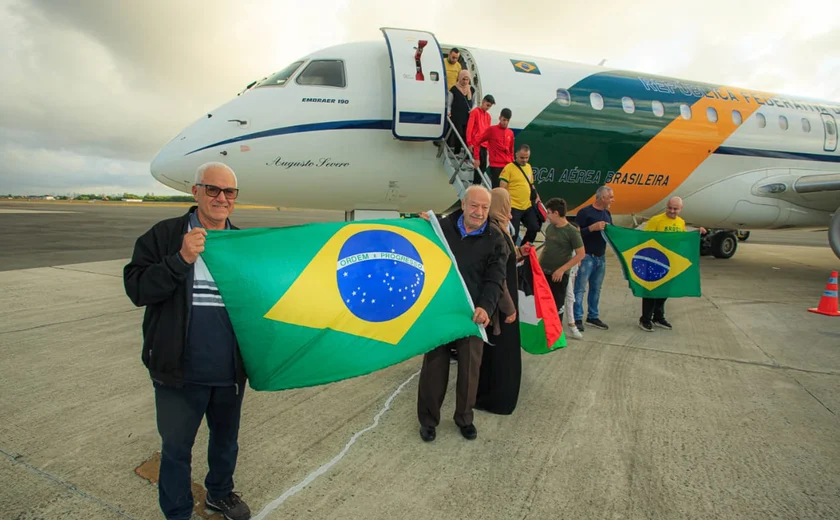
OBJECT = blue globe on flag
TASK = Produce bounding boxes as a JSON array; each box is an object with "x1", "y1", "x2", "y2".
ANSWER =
[
  {"x1": 631, "y1": 247, "x2": 670, "y2": 283},
  {"x1": 336, "y1": 230, "x2": 425, "y2": 322}
]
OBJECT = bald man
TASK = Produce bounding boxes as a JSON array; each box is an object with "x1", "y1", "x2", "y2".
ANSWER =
[
  {"x1": 124, "y1": 162, "x2": 252, "y2": 520},
  {"x1": 416, "y1": 185, "x2": 508, "y2": 442},
  {"x1": 638, "y1": 196, "x2": 705, "y2": 332}
]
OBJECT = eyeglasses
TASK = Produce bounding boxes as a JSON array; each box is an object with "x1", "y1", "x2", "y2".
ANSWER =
[{"x1": 196, "y1": 183, "x2": 239, "y2": 199}]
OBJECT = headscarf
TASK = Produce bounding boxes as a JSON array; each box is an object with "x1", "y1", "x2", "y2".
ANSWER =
[
  {"x1": 456, "y1": 69, "x2": 472, "y2": 99},
  {"x1": 489, "y1": 187, "x2": 511, "y2": 237}
]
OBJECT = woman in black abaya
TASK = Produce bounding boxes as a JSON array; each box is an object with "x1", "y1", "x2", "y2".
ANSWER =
[{"x1": 475, "y1": 188, "x2": 524, "y2": 415}]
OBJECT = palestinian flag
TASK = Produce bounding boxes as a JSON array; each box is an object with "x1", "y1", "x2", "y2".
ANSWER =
[{"x1": 517, "y1": 246, "x2": 566, "y2": 354}]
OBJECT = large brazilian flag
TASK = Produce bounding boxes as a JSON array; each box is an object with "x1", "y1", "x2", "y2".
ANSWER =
[
  {"x1": 199, "y1": 215, "x2": 484, "y2": 391},
  {"x1": 603, "y1": 225, "x2": 701, "y2": 298}
]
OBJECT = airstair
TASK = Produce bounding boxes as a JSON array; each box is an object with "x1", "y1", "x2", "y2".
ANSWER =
[{"x1": 436, "y1": 116, "x2": 493, "y2": 199}]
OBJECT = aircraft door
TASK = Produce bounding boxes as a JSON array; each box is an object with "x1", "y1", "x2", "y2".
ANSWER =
[
  {"x1": 380, "y1": 27, "x2": 446, "y2": 140},
  {"x1": 821, "y1": 113, "x2": 837, "y2": 152}
]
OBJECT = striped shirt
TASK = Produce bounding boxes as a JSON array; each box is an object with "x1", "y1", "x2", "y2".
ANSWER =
[{"x1": 183, "y1": 211, "x2": 237, "y2": 386}]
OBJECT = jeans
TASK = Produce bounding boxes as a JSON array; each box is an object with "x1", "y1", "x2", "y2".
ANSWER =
[
  {"x1": 154, "y1": 382, "x2": 245, "y2": 520},
  {"x1": 573, "y1": 254, "x2": 606, "y2": 322}
]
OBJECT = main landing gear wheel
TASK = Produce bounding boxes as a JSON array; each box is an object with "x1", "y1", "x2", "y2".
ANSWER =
[{"x1": 711, "y1": 232, "x2": 738, "y2": 259}]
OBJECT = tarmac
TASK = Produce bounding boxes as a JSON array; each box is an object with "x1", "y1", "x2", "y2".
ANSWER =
[{"x1": 1, "y1": 201, "x2": 839, "y2": 520}]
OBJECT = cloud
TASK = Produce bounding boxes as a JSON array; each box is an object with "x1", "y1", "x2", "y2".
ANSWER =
[
  {"x1": 0, "y1": 0, "x2": 838, "y2": 195},
  {"x1": 0, "y1": 132, "x2": 178, "y2": 196},
  {"x1": 0, "y1": 0, "x2": 349, "y2": 194}
]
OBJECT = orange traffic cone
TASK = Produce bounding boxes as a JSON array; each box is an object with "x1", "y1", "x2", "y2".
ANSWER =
[{"x1": 808, "y1": 270, "x2": 840, "y2": 316}]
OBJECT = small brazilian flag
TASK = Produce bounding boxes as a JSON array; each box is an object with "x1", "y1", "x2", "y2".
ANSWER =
[
  {"x1": 200, "y1": 215, "x2": 484, "y2": 391},
  {"x1": 603, "y1": 225, "x2": 701, "y2": 298},
  {"x1": 510, "y1": 59, "x2": 540, "y2": 74}
]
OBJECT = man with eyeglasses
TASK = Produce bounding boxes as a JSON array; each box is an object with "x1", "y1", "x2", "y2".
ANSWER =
[{"x1": 124, "y1": 162, "x2": 251, "y2": 520}]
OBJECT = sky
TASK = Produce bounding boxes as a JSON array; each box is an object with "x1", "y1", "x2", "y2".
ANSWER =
[{"x1": 0, "y1": 0, "x2": 838, "y2": 196}]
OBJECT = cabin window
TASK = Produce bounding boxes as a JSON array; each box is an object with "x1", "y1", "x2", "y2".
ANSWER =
[
  {"x1": 802, "y1": 118, "x2": 811, "y2": 132},
  {"x1": 296, "y1": 60, "x2": 346, "y2": 88},
  {"x1": 706, "y1": 107, "x2": 718, "y2": 123},
  {"x1": 651, "y1": 100, "x2": 664, "y2": 117},
  {"x1": 590, "y1": 92, "x2": 604, "y2": 110},
  {"x1": 257, "y1": 61, "x2": 305, "y2": 87},
  {"x1": 680, "y1": 104, "x2": 692, "y2": 120},
  {"x1": 732, "y1": 110, "x2": 742, "y2": 125},
  {"x1": 622, "y1": 96, "x2": 635, "y2": 114},
  {"x1": 779, "y1": 115, "x2": 788, "y2": 130},
  {"x1": 755, "y1": 112, "x2": 766, "y2": 128},
  {"x1": 556, "y1": 89, "x2": 571, "y2": 106}
]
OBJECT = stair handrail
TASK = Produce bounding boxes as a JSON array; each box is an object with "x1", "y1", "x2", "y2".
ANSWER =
[{"x1": 440, "y1": 116, "x2": 493, "y2": 191}]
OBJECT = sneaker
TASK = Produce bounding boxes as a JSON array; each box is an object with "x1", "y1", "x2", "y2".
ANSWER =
[
  {"x1": 568, "y1": 326, "x2": 583, "y2": 340},
  {"x1": 638, "y1": 320, "x2": 653, "y2": 332},
  {"x1": 206, "y1": 492, "x2": 251, "y2": 520},
  {"x1": 653, "y1": 318, "x2": 672, "y2": 330},
  {"x1": 575, "y1": 320, "x2": 585, "y2": 332},
  {"x1": 586, "y1": 318, "x2": 609, "y2": 330}
]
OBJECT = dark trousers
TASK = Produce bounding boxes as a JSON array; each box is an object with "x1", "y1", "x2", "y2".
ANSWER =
[
  {"x1": 417, "y1": 336, "x2": 484, "y2": 428},
  {"x1": 154, "y1": 382, "x2": 245, "y2": 520},
  {"x1": 641, "y1": 298, "x2": 667, "y2": 323},
  {"x1": 473, "y1": 148, "x2": 488, "y2": 184},
  {"x1": 547, "y1": 271, "x2": 570, "y2": 321},
  {"x1": 511, "y1": 206, "x2": 542, "y2": 246},
  {"x1": 448, "y1": 123, "x2": 467, "y2": 154},
  {"x1": 488, "y1": 166, "x2": 504, "y2": 188}
]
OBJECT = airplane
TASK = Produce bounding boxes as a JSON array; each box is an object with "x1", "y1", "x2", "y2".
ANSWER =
[{"x1": 149, "y1": 27, "x2": 840, "y2": 260}]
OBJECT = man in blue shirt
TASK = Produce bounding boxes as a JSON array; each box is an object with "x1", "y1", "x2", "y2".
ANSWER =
[{"x1": 573, "y1": 186, "x2": 614, "y2": 331}]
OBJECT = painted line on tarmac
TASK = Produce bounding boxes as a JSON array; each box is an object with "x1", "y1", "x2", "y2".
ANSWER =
[{"x1": 253, "y1": 370, "x2": 421, "y2": 520}]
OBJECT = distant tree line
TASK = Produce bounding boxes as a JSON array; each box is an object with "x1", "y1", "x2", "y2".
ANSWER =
[{"x1": 5, "y1": 192, "x2": 195, "y2": 202}]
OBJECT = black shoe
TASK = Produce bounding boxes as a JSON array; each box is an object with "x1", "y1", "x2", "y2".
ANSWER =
[
  {"x1": 206, "y1": 491, "x2": 251, "y2": 520},
  {"x1": 459, "y1": 424, "x2": 477, "y2": 440},
  {"x1": 586, "y1": 318, "x2": 609, "y2": 330},
  {"x1": 419, "y1": 425, "x2": 436, "y2": 442},
  {"x1": 575, "y1": 320, "x2": 585, "y2": 332},
  {"x1": 638, "y1": 320, "x2": 653, "y2": 332},
  {"x1": 653, "y1": 318, "x2": 672, "y2": 330}
]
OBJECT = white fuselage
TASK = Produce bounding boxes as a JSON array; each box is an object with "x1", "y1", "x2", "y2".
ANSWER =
[{"x1": 151, "y1": 37, "x2": 840, "y2": 235}]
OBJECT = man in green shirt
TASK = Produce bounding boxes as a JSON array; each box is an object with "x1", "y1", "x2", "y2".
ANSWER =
[{"x1": 539, "y1": 198, "x2": 585, "y2": 337}]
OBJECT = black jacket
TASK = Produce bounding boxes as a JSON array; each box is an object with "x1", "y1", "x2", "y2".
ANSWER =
[
  {"x1": 438, "y1": 210, "x2": 508, "y2": 315},
  {"x1": 123, "y1": 206, "x2": 246, "y2": 388}
]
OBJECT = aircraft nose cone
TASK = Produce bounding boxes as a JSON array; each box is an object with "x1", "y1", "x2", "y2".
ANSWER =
[
  {"x1": 150, "y1": 151, "x2": 165, "y2": 183},
  {"x1": 149, "y1": 145, "x2": 184, "y2": 191}
]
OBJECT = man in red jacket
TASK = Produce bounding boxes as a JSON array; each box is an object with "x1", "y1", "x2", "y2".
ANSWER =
[
  {"x1": 466, "y1": 94, "x2": 495, "y2": 184},
  {"x1": 474, "y1": 108, "x2": 514, "y2": 187}
]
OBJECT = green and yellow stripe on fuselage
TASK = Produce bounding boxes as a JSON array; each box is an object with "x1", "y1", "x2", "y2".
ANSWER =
[{"x1": 516, "y1": 69, "x2": 811, "y2": 215}]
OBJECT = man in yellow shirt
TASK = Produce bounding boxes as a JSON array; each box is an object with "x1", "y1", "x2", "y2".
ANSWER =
[
  {"x1": 499, "y1": 144, "x2": 542, "y2": 245},
  {"x1": 444, "y1": 48, "x2": 462, "y2": 91},
  {"x1": 639, "y1": 196, "x2": 705, "y2": 331}
]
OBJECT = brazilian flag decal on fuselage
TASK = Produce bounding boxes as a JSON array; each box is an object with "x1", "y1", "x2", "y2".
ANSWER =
[{"x1": 511, "y1": 59, "x2": 540, "y2": 74}]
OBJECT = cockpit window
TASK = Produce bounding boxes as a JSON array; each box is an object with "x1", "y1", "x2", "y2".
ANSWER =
[
  {"x1": 296, "y1": 60, "x2": 346, "y2": 88},
  {"x1": 257, "y1": 61, "x2": 305, "y2": 87}
]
